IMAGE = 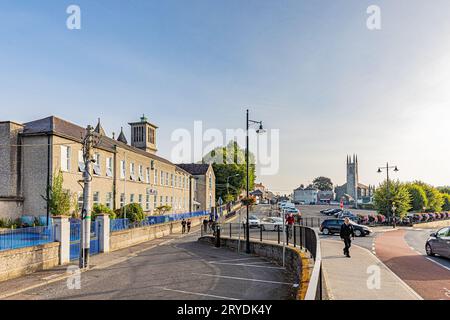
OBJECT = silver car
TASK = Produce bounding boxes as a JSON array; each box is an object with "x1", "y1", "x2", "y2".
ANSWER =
[{"x1": 426, "y1": 227, "x2": 450, "y2": 259}]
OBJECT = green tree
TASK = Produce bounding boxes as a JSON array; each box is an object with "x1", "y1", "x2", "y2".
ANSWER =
[
  {"x1": 92, "y1": 204, "x2": 116, "y2": 220},
  {"x1": 373, "y1": 180, "x2": 411, "y2": 218},
  {"x1": 442, "y1": 193, "x2": 450, "y2": 211},
  {"x1": 312, "y1": 176, "x2": 333, "y2": 191},
  {"x1": 117, "y1": 203, "x2": 145, "y2": 222},
  {"x1": 42, "y1": 171, "x2": 74, "y2": 216},
  {"x1": 405, "y1": 183, "x2": 428, "y2": 212},
  {"x1": 437, "y1": 186, "x2": 450, "y2": 195},
  {"x1": 203, "y1": 141, "x2": 256, "y2": 202},
  {"x1": 413, "y1": 181, "x2": 443, "y2": 212},
  {"x1": 155, "y1": 205, "x2": 172, "y2": 215}
]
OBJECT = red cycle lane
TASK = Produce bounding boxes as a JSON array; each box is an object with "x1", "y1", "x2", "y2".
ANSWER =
[{"x1": 375, "y1": 229, "x2": 450, "y2": 300}]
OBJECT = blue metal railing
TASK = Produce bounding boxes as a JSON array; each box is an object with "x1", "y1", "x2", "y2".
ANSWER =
[
  {"x1": 110, "y1": 210, "x2": 208, "y2": 232},
  {"x1": 110, "y1": 218, "x2": 129, "y2": 232},
  {"x1": 0, "y1": 225, "x2": 55, "y2": 251}
]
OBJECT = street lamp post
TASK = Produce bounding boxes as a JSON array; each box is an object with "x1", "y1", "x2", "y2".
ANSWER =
[
  {"x1": 245, "y1": 109, "x2": 265, "y2": 254},
  {"x1": 377, "y1": 163, "x2": 399, "y2": 228}
]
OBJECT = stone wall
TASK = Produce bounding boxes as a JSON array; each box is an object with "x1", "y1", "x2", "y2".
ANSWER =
[
  {"x1": 0, "y1": 242, "x2": 60, "y2": 282},
  {"x1": 110, "y1": 216, "x2": 207, "y2": 251}
]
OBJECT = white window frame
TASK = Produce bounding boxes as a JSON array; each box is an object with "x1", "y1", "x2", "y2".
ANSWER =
[
  {"x1": 93, "y1": 191, "x2": 100, "y2": 206},
  {"x1": 60, "y1": 145, "x2": 71, "y2": 172},
  {"x1": 106, "y1": 157, "x2": 113, "y2": 177},
  {"x1": 78, "y1": 150, "x2": 85, "y2": 173},
  {"x1": 120, "y1": 160, "x2": 126, "y2": 179},
  {"x1": 93, "y1": 153, "x2": 101, "y2": 176}
]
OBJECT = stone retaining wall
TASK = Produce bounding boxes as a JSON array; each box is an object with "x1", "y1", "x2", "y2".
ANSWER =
[{"x1": 0, "y1": 242, "x2": 60, "y2": 282}]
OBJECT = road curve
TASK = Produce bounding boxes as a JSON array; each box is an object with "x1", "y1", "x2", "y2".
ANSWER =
[{"x1": 375, "y1": 229, "x2": 450, "y2": 300}]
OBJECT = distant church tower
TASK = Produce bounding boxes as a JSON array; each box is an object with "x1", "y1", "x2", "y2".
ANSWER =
[{"x1": 346, "y1": 154, "x2": 359, "y2": 202}]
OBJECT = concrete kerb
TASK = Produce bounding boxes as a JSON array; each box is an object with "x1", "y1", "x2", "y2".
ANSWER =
[{"x1": 198, "y1": 235, "x2": 315, "y2": 300}]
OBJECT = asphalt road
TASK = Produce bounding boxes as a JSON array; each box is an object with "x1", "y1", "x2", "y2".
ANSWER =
[{"x1": 7, "y1": 230, "x2": 296, "y2": 300}]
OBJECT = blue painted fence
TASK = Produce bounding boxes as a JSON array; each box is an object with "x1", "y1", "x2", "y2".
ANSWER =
[
  {"x1": 110, "y1": 211, "x2": 208, "y2": 232},
  {"x1": 0, "y1": 225, "x2": 55, "y2": 251}
]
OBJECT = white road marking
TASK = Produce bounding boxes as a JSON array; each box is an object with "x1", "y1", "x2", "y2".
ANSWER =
[
  {"x1": 159, "y1": 287, "x2": 239, "y2": 300},
  {"x1": 426, "y1": 257, "x2": 450, "y2": 272},
  {"x1": 192, "y1": 273, "x2": 294, "y2": 285},
  {"x1": 208, "y1": 257, "x2": 262, "y2": 263},
  {"x1": 208, "y1": 262, "x2": 284, "y2": 269}
]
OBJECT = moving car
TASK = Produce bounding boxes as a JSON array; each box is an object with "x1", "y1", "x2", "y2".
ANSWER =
[
  {"x1": 260, "y1": 217, "x2": 284, "y2": 231},
  {"x1": 426, "y1": 227, "x2": 450, "y2": 259},
  {"x1": 320, "y1": 219, "x2": 372, "y2": 237},
  {"x1": 243, "y1": 215, "x2": 261, "y2": 228},
  {"x1": 320, "y1": 208, "x2": 342, "y2": 216}
]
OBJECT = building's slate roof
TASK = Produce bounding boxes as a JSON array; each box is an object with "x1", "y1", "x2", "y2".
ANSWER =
[
  {"x1": 176, "y1": 163, "x2": 210, "y2": 175},
  {"x1": 21, "y1": 116, "x2": 189, "y2": 173},
  {"x1": 250, "y1": 189, "x2": 263, "y2": 196}
]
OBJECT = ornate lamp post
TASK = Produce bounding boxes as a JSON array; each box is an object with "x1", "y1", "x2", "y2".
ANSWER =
[{"x1": 245, "y1": 109, "x2": 265, "y2": 254}]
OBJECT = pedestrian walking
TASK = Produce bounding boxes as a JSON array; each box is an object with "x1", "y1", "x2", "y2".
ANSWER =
[
  {"x1": 203, "y1": 218, "x2": 208, "y2": 234},
  {"x1": 340, "y1": 217, "x2": 355, "y2": 258},
  {"x1": 181, "y1": 219, "x2": 187, "y2": 234},
  {"x1": 208, "y1": 218, "x2": 213, "y2": 233},
  {"x1": 187, "y1": 219, "x2": 192, "y2": 233},
  {"x1": 285, "y1": 213, "x2": 295, "y2": 239}
]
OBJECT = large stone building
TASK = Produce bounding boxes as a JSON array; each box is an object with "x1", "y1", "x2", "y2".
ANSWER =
[
  {"x1": 0, "y1": 115, "x2": 214, "y2": 221},
  {"x1": 176, "y1": 163, "x2": 215, "y2": 212},
  {"x1": 334, "y1": 155, "x2": 374, "y2": 204}
]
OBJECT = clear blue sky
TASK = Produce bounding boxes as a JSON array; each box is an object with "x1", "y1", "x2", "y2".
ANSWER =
[{"x1": 2, "y1": 0, "x2": 450, "y2": 193}]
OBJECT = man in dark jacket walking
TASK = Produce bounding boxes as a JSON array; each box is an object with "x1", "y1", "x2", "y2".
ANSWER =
[
  {"x1": 181, "y1": 219, "x2": 187, "y2": 234},
  {"x1": 340, "y1": 217, "x2": 355, "y2": 258}
]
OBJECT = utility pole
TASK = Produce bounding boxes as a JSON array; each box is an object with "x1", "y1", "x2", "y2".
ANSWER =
[{"x1": 80, "y1": 125, "x2": 95, "y2": 269}]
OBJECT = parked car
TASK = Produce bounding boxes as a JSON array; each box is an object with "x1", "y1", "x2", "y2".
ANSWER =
[
  {"x1": 260, "y1": 217, "x2": 283, "y2": 231},
  {"x1": 320, "y1": 208, "x2": 342, "y2": 216},
  {"x1": 426, "y1": 227, "x2": 450, "y2": 259},
  {"x1": 283, "y1": 207, "x2": 300, "y2": 215},
  {"x1": 243, "y1": 215, "x2": 261, "y2": 228},
  {"x1": 320, "y1": 219, "x2": 372, "y2": 237},
  {"x1": 335, "y1": 211, "x2": 358, "y2": 222}
]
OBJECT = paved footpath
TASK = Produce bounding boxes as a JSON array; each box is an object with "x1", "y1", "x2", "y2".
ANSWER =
[
  {"x1": 321, "y1": 239, "x2": 422, "y2": 300},
  {"x1": 376, "y1": 229, "x2": 450, "y2": 300}
]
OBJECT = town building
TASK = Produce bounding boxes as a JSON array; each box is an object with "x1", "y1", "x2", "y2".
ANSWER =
[
  {"x1": 175, "y1": 163, "x2": 216, "y2": 212},
  {"x1": 293, "y1": 186, "x2": 319, "y2": 204},
  {"x1": 334, "y1": 155, "x2": 374, "y2": 204},
  {"x1": 0, "y1": 115, "x2": 212, "y2": 221}
]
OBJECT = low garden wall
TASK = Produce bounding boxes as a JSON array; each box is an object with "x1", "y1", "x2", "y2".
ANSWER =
[
  {"x1": 0, "y1": 242, "x2": 60, "y2": 282},
  {"x1": 110, "y1": 216, "x2": 207, "y2": 251}
]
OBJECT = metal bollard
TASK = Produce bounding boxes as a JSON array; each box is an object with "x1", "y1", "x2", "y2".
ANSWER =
[
  {"x1": 300, "y1": 226, "x2": 303, "y2": 248},
  {"x1": 215, "y1": 226, "x2": 221, "y2": 248},
  {"x1": 277, "y1": 227, "x2": 280, "y2": 244},
  {"x1": 230, "y1": 223, "x2": 232, "y2": 238},
  {"x1": 260, "y1": 226, "x2": 263, "y2": 242},
  {"x1": 294, "y1": 226, "x2": 297, "y2": 247}
]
